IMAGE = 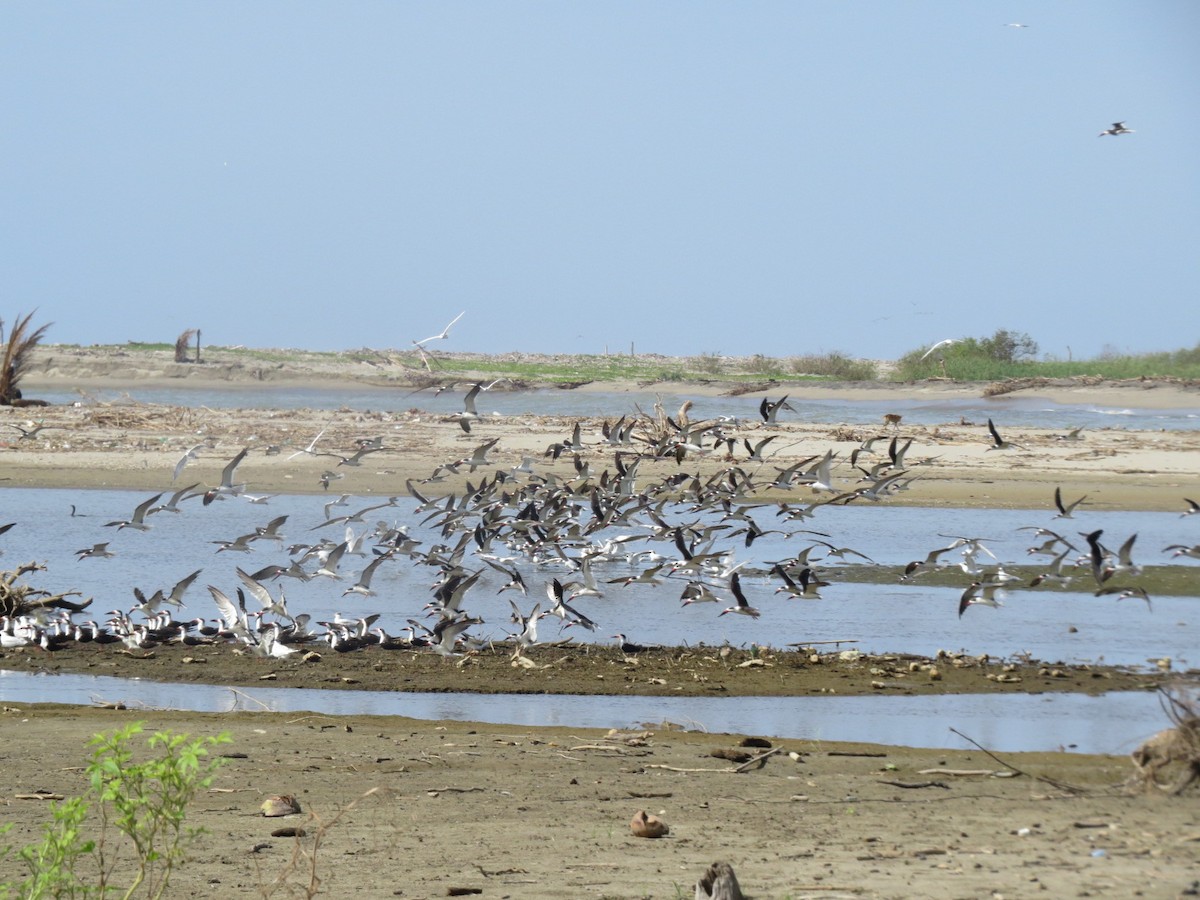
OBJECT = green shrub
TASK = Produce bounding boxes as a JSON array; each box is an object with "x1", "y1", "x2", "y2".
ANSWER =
[
  {"x1": 2, "y1": 722, "x2": 230, "y2": 900},
  {"x1": 896, "y1": 335, "x2": 1200, "y2": 382},
  {"x1": 789, "y1": 352, "x2": 877, "y2": 381}
]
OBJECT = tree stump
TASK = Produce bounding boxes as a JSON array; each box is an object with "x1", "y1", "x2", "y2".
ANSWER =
[{"x1": 695, "y1": 861, "x2": 744, "y2": 900}]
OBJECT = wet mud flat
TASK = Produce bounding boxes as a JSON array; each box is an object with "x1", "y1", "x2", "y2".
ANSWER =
[{"x1": 0, "y1": 639, "x2": 1173, "y2": 698}]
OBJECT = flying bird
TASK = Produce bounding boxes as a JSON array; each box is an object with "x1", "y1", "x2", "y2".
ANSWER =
[
  {"x1": 413, "y1": 311, "x2": 466, "y2": 348},
  {"x1": 287, "y1": 429, "x2": 327, "y2": 461},
  {"x1": 1052, "y1": 486, "x2": 1088, "y2": 519},
  {"x1": 919, "y1": 338, "x2": 959, "y2": 362},
  {"x1": 986, "y1": 418, "x2": 1025, "y2": 451},
  {"x1": 173, "y1": 443, "x2": 206, "y2": 481},
  {"x1": 203, "y1": 448, "x2": 249, "y2": 504},
  {"x1": 1098, "y1": 121, "x2": 1134, "y2": 137},
  {"x1": 104, "y1": 492, "x2": 163, "y2": 532}
]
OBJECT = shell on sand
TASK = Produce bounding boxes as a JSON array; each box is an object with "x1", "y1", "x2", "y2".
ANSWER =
[
  {"x1": 261, "y1": 795, "x2": 303, "y2": 817},
  {"x1": 630, "y1": 809, "x2": 669, "y2": 838}
]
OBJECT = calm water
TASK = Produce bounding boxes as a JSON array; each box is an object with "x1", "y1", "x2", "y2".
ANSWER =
[
  {"x1": 3, "y1": 488, "x2": 1197, "y2": 666},
  {"x1": 0, "y1": 669, "x2": 1172, "y2": 755},
  {"x1": 37, "y1": 382, "x2": 1200, "y2": 430}
]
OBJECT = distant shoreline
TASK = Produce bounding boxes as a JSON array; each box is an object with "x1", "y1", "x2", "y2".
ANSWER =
[{"x1": 22, "y1": 344, "x2": 1200, "y2": 410}]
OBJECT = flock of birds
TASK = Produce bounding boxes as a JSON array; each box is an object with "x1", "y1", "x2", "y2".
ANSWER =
[{"x1": 2, "y1": 376, "x2": 1197, "y2": 664}]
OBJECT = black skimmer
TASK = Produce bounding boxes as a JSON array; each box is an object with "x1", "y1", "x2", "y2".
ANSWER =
[
  {"x1": 507, "y1": 599, "x2": 546, "y2": 650},
  {"x1": 958, "y1": 581, "x2": 1005, "y2": 617},
  {"x1": 203, "y1": 447, "x2": 249, "y2": 504},
  {"x1": 718, "y1": 572, "x2": 760, "y2": 618},
  {"x1": 772, "y1": 564, "x2": 826, "y2": 599},
  {"x1": 75, "y1": 542, "x2": 115, "y2": 560},
  {"x1": 985, "y1": 418, "x2": 1024, "y2": 451},
  {"x1": 759, "y1": 395, "x2": 793, "y2": 425},
  {"x1": 545, "y1": 578, "x2": 598, "y2": 631},
  {"x1": 1052, "y1": 486, "x2": 1087, "y2": 519},
  {"x1": 104, "y1": 492, "x2": 163, "y2": 532},
  {"x1": 1054, "y1": 427, "x2": 1085, "y2": 442},
  {"x1": 612, "y1": 633, "x2": 650, "y2": 655},
  {"x1": 341, "y1": 552, "x2": 392, "y2": 598},
  {"x1": 484, "y1": 559, "x2": 528, "y2": 594},
  {"x1": 1028, "y1": 549, "x2": 1075, "y2": 588},
  {"x1": 1098, "y1": 121, "x2": 1134, "y2": 137},
  {"x1": 150, "y1": 483, "x2": 202, "y2": 514},
  {"x1": 1164, "y1": 544, "x2": 1200, "y2": 560},
  {"x1": 212, "y1": 530, "x2": 261, "y2": 553},
  {"x1": 1094, "y1": 584, "x2": 1152, "y2": 610},
  {"x1": 460, "y1": 438, "x2": 499, "y2": 473}
]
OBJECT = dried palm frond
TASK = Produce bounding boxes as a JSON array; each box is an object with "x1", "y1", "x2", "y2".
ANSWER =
[
  {"x1": 0, "y1": 311, "x2": 52, "y2": 405},
  {"x1": 174, "y1": 328, "x2": 198, "y2": 363}
]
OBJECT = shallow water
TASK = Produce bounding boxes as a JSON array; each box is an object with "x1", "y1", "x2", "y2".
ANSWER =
[
  {"x1": 6, "y1": 489, "x2": 1198, "y2": 668},
  {"x1": 0, "y1": 668, "x2": 1168, "y2": 755},
  {"x1": 40, "y1": 383, "x2": 1200, "y2": 431}
]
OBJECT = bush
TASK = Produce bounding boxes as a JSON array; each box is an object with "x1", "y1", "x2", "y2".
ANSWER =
[
  {"x1": 978, "y1": 329, "x2": 1038, "y2": 363},
  {"x1": 743, "y1": 354, "x2": 783, "y2": 377},
  {"x1": 789, "y1": 352, "x2": 877, "y2": 381},
  {"x1": 687, "y1": 352, "x2": 725, "y2": 376},
  {"x1": 3, "y1": 722, "x2": 230, "y2": 899}
]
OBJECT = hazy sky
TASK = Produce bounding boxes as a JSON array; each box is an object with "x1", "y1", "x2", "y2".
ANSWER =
[{"x1": 3, "y1": 3, "x2": 1197, "y2": 361}]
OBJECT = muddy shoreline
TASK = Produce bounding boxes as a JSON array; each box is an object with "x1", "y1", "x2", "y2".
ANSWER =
[{"x1": 1, "y1": 639, "x2": 1172, "y2": 699}]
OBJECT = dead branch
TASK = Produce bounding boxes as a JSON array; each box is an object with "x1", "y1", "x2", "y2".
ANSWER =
[{"x1": 950, "y1": 727, "x2": 1088, "y2": 794}]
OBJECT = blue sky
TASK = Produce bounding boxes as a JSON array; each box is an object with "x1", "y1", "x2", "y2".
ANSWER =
[{"x1": 3, "y1": 2, "x2": 1197, "y2": 361}]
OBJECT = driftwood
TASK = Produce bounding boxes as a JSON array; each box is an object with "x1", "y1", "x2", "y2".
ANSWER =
[
  {"x1": 695, "y1": 861, "x2": 744, "y2": 900},
  {"x1": 0, "y1": 561, "x2": 89, "y2": 617}
]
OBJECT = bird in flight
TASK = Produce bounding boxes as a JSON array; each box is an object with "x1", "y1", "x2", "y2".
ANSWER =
[
  {"x1": 919, "y1": 338, "x2": 959, "y2": 362},
  {"x1": 986, "y1": 418, "x2": 1025, "y2": 451},
  {"x1": 1052, "y1": 486, "x2": 1087, "y2": 519},
  {"x1": 1098, "y1": 121, "x2": 1134, "y2": 137},
  {"x1": 413, "y1": 311, "x2": 466, "y2": 348}
]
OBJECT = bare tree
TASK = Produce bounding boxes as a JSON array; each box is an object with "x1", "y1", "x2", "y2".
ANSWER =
[
  {"x1": 0, "y1": 311, "x2": 52, "y2": 405},
  {"x1": 174, "y1": 328, "x2": 198, "y2": 363}
]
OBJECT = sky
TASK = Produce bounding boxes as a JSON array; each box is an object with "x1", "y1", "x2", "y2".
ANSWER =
[{"x1": 2, "y1": 2, "x2": 1198, "y2": 362}]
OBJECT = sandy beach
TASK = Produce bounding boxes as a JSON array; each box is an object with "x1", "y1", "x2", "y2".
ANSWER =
[{"x1": 1, "y1": 346, "x2": 1198, "y2": 898}]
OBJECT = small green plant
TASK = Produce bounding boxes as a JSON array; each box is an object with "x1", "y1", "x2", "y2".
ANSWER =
[
  {"x1": 15, "y1": 796, "x2": 95, "y2": 898},
  {"x1": 3, "y1": 722, "x2": 230, "y2": 900}
]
